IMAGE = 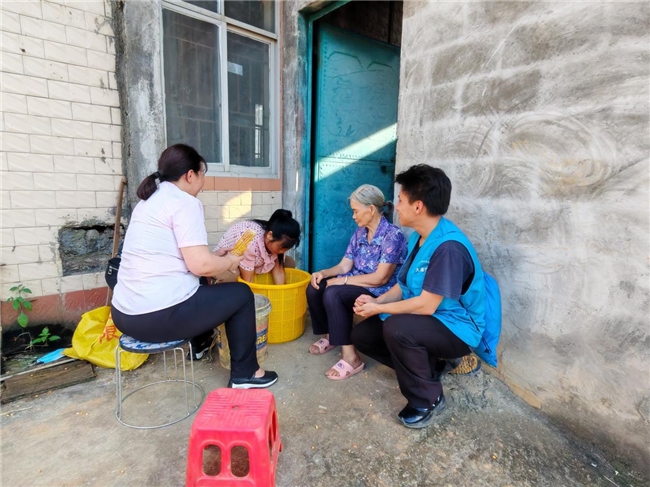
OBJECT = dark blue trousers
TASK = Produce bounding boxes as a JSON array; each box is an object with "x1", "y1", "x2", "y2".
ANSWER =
[{"x1": 306, "y1": 278, "x2": 373, "y2": 346}]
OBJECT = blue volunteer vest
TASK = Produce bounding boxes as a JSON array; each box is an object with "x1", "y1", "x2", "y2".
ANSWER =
[{"x1": 382, "y1": 217, "x2": 487, "y2": 348}]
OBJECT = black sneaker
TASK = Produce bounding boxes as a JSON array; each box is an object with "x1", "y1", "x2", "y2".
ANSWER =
[
  {"x1": 187, "y1": 344, "x2": 210, "y2": 361},
  {"x1": 397, "y1": 394, "x2": 446, "y2": 429},
  {"x1": 186, "y1": 332, "x2": 214, "y2": 361},
  {"x1": 228, "y1": 371, "x2": 278, "y2": 389}
]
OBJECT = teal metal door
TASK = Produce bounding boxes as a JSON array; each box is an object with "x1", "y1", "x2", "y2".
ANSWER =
[{"x1": 310, "y1": 25, "x2": 400, "y2": 271}]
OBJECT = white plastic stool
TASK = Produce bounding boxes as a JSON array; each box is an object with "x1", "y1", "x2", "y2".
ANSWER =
[{"x1": 115, "y1": 335, "x2": 204, "y2": 429}]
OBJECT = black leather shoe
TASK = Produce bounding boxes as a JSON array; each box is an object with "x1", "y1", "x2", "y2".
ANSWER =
[
  {"x1": 228, "y1": 371, "x2": 278, "y2": 389},
  {"x1": 397, "y1": 394, "x2": 446, "y2": 429}
]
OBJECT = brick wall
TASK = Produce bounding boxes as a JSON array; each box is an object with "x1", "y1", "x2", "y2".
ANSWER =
[
  {"x1": 0, "y1": 0, "x2": 285, "y2": 326},
  {"x1": 1, "y1": 0, "x2": 121, "y2": 303},
  {"x1": 199, "y1": 190, "x2": 282, "y2": 247}
]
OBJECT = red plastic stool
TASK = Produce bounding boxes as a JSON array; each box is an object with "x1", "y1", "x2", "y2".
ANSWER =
[{"x1": 186, "y1": 388, "x2": 282, "y2": 487}]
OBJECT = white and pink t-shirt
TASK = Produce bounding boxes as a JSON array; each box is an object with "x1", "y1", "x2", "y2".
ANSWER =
[
  {"x1": 112, "y1": 182, "x2": 208, "y2": 315},
  {"x1": 215, "y1": 221, "x2": 277, "y2": 274}
]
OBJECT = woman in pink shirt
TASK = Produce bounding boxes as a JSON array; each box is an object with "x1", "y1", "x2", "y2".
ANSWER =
[{"x1": 213, "y1": 210, "x2": 300, "y2": 285}]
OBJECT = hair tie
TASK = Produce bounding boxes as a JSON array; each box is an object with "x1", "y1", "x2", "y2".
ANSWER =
[{"x1": 154, "y1": 171, "x2": 161, "y2": 180}]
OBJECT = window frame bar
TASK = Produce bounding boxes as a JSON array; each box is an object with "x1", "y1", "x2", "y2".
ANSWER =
[{"x1": 225, "y1": 26, "x2": 277, "y2": 177}]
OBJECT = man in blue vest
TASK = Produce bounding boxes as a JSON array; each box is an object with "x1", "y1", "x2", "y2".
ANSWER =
[{"x1": 352, "y1": 164, "x2": 487, "y2": 429}]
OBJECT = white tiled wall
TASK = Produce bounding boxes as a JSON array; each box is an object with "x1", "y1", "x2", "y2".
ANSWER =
[
  {"x1": 198, "y1": 191, "x2": 283, "y2": 247},
  {"x1": 1, "y1": 0, "x2": 120, "y2": 299}
]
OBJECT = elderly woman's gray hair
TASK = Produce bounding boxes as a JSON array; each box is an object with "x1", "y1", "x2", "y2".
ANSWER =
[{"x1": 349, "y1": 184, "x2": 394, "y2": 216}]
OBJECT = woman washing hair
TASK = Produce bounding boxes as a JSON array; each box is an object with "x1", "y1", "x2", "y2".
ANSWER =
[{"x1": 213, "y1": 209, "x2": 301, "y2": 285}]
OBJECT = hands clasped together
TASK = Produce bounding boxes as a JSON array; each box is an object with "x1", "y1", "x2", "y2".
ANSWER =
[{"x1": 353, "y1": 294, "x2": 381, "y2": 318}]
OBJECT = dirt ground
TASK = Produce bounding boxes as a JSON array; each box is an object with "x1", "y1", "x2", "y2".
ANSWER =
[{"x1": 1, "y1": 327, "x2": 646, "y2": 487}]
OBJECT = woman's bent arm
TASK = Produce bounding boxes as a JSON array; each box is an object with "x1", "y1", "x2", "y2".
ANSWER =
[
  {"x1": 328, "y1": 263, "x2": 396, "y2": 288},
  {"x1": 310, "y1": 257, "x2": 354, "y2": 288},
  {"x1": 376, "y1": 283, "x2": 404, "y2": 304},
  {"x1": 319, "y1": 257, "x2": 354, "y2": 278},
  {"x1": 354, "y1": 286, "x2": 441, "y2": 318},
  {"x1": 181, "y1": 245, "x2": 241, "y2": 277},
  {"x1": 377, "y1": 290, "x2": 443, "y2": 316}
]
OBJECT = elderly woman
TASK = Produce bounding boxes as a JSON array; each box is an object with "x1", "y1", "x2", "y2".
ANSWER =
[
  {"x1": 307, "y1": 184, "x2": 407, "y2": 380},
  {"x1": 111, "y1": 144, "x2": 277, "y2": 389},
  {"x1": 212, "y1": 209, "x2": 300, "y2": 285}
]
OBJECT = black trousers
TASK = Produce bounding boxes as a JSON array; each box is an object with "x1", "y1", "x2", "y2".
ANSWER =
[
  {"x1": 351, "y1": 314, "x2": 470, "y2": 408},
  {"x1": 111, "y1": 283, "x2": 257, "y2": 380},
  {"x1": 306, "y1": 279, "x2": 373, "y2": 346}
]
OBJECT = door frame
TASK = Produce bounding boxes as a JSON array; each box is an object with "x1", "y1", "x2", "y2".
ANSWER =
[{"x1": 301, "y1": 1, "x2": 349, "y2": 271}]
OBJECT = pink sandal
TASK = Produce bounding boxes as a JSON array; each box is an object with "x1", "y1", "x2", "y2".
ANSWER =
[
  {"x1": 309, "y1": 338, "x2": 335, "y2": 355},
  {"x1": 326, "y1": 359, "x2": 365, "y2": 381}
]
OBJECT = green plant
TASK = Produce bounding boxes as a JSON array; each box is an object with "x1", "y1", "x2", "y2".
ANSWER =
[
  {"x1": 8, "y1": 285, "x2": 33, "y2": 328},
  {"x1": 30, "y1": 327, "x2": 60, "y2": 347}
]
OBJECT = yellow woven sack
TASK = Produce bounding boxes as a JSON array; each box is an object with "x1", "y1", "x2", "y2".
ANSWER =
[{"x1": 63, "y1": 306, "x2": 148, "y2": 371}]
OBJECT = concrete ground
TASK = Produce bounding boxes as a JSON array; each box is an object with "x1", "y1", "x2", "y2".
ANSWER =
[{"x1": 1, "y1": 326, "x2": 646, "y2": 487}]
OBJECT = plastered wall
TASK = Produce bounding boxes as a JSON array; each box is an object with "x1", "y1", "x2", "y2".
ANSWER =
[{"x1": 397, "y1": 0, "x2": 649, "y2": 473}]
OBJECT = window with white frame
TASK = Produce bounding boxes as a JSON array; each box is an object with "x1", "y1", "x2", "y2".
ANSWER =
[{"x1": 161, "y1": 0, "x2": 278, "y2": 176}]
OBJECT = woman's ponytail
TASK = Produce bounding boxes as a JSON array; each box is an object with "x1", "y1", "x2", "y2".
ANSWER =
[
  {"x1": 136, "y1": 172, "x2": 160, "y2": 200},
  {"x1": 135, "y1": 144, "x2": 205, "y2": 201}
]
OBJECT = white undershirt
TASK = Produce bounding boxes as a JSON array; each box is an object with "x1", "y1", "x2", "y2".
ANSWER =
[{"x1": 112, "y1": 182, "x2": 208, "y2": 315}]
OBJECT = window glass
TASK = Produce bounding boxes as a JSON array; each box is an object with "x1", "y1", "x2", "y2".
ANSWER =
[
  {"x1": 227, "y1": 32, "x2": 270, "y2": 168},
  {"x1": 225, "y1": 0, "x2": 275, "y2": 33},
  {"x1": 185, "y1": 1, "x2": 219, "y2": 14},
  {"x1": 163, "y1": 9, "x2": 222, "y2": 163}
]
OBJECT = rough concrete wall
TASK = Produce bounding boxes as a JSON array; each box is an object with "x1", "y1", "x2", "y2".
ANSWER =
[
  {"x1": 397, "y1": 0, "x2": 650, "y2": 473},
  {"x1": 111, "y1": 0, "x2": 166, "y2": 209},
  {"x1": 280, "y1": 0, "x2": 314, "y2": 268}
]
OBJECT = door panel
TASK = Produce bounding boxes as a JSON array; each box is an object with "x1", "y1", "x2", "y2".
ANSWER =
[{"x1": 311, "y1": 25, "x2": 400, "y2": 271}]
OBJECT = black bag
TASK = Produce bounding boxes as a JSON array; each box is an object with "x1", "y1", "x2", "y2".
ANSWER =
[{"x1": 105, "y1": 257, "x2": 121, "y2": 290}]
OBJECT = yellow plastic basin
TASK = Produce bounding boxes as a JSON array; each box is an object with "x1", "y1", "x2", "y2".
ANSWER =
[{"x1": 239, "y1": 268, "x2": 311, "y2": 344}]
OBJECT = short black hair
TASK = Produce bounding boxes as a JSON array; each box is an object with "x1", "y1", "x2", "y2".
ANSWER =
[{"x1": 395, "y1": 164, "x2": 451, "y2": 216}]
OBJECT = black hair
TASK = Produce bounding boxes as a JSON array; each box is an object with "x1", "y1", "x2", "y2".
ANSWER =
[
  {"x1": 395, "y1": 164, "x2": 452, "y2": 216},
  {"x1": 136, "y1": 144, "x2": 207, "y2": 200},
  {"x1": 254, "y1": 209, "x2": 301, "y2": 265}
]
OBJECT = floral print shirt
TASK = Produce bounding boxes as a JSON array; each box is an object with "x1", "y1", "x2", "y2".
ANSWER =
[
  {"x1": 341, "y1": 216, "x2": 407, "y2": 296},
  {"x1": 215, "y1": 221, "x2": 276, "y2": 274}
]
